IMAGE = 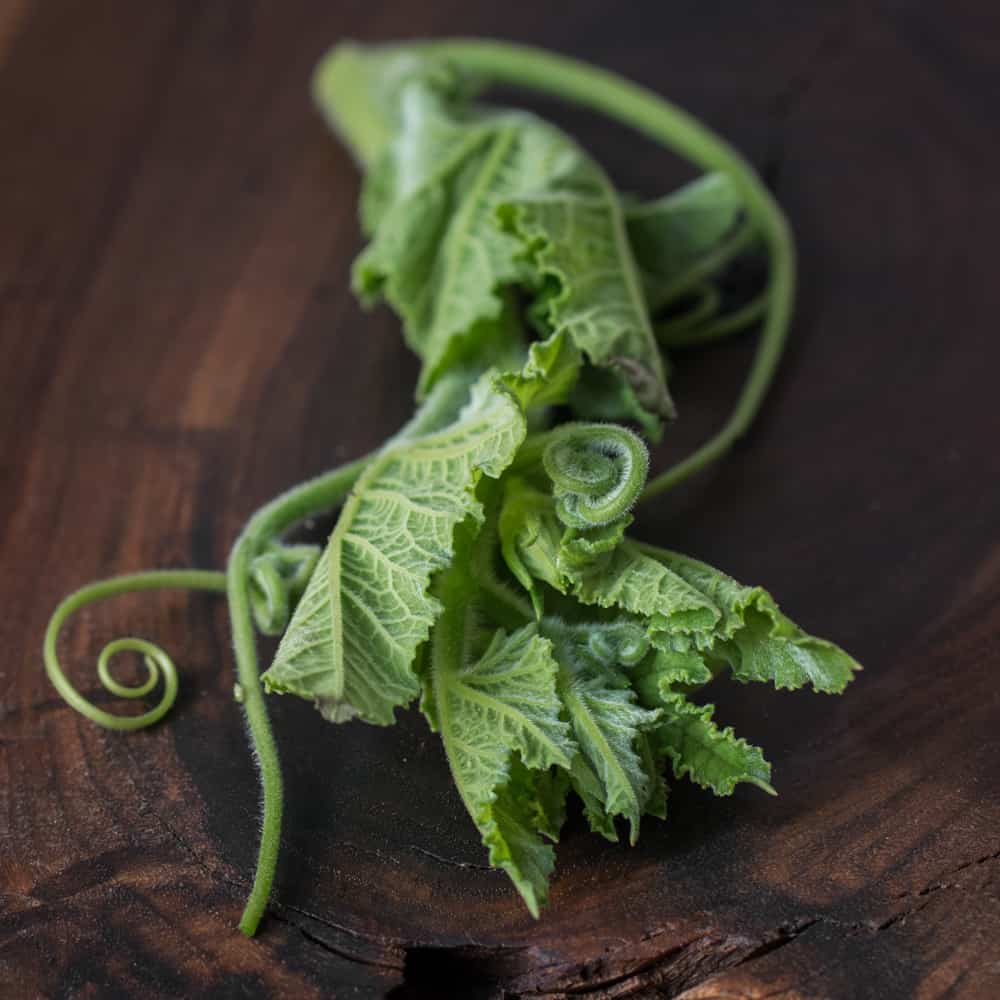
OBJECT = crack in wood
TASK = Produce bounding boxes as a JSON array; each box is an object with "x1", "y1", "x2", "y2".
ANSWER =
[{"x1": 406, "y1": 843, "x2": 497, "y2": 871}]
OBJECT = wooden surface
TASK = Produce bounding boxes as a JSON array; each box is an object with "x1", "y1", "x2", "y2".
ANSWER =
[{"x1": 3, "y1": 2, "x2": 999, "y2": 997}]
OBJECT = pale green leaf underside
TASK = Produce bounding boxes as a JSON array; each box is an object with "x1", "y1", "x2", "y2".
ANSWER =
[{"x1": 262, "y1": 376, "x2": 526, "y2": 725}]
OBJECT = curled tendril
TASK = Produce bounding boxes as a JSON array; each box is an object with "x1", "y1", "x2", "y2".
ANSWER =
[
  {"x1": 42, "y1": 571, "x2": 228, "y2": 731},
  {"x1": 542, "y1": 423, "x2": 649, "y2": 529},
  {"x1": 248, "y1": 543, "x2": 321, "y2": 635}
]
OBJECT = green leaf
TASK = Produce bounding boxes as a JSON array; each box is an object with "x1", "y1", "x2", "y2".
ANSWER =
[
  {"x1": 638, "y1": 546, "x2": 861, "y2": 693},
  {"x1": 312, "y1": 42, "x2": 478, "y2": 173},
  {"x1": 541, "y1": 617, "x2": 661, "y2": 841},
  {"x1": 625, "y1": 172, "x2": 746, "y2": 311},
  {"x1": 262, "y1": 375, "x2": 526, "y2": 724},
  {"x1": 636, "y1": 731, "x2": 669, "y2": 820},
  {"x1": 573, "y1": 541, "x2": 721, "y2": 634},
  {"x1": 352, "y1": 105, "x2": 533, "y2": 387},
  {"x1": 497, "y1": 477, "x2": 563, "y2": 615},
  {"x1": 427, "y1": 621, "x2": 576, "y2": 915},
  {"x1": 501, "y1": 331, "x2": 581, "y2": 413},
  {"x1": 653, "y1": 693, "x2": 773, "y2": 797},
  {"x1": 559, "y1": 672, "x2": 661, "y2": 843},
  {"x1": 568, "y1": 754, "x2": 619, "y2": 841},
  {"x1": 326, "y1": 43, "x2": 673, "y2": 433}
]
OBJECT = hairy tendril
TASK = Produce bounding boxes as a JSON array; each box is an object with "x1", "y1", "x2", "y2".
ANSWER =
[
  {"x1": 43, "y1": 571, "x2": 228, "y2": 731},
  {"x1": 542, "y1": 423, "x2": 649, "y2": 529}
]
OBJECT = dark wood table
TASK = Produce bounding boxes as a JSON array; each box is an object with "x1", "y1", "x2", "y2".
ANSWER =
[{"x1": 3, "y1": 3, "x2": 999, "y2": 997}]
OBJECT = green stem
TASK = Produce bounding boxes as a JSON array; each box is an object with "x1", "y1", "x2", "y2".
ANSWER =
[
  {"x1": 43, "y1": 571, "x2": 228, "y2": 731},
  {"x1": 652, "y1": 280, "x2": 721, "y2": 343},
  {"x1": 650, "y1": 219, "x2": 757, "y2": 311},
  {"x1": 228, "y1": 455, "x2": 370, "y2": 936},
  {"x1": 657, "y1": 289, "x2": 769, "y2": 349},
  {"x1": 424, "y1": 40, "x2": 796, "y2": 502}
]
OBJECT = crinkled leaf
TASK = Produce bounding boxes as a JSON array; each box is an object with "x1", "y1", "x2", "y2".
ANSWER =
[
  {"x1": 652, "y1": 693, "x2": 773, "y2": 797},
  {"x1": 636, "y1": 731, "x2": 669, "y2": 820},
  {"x1": 498, "y1": 478, "x2": 564, "y2": 614},
  {"x1": 321, "y1": 43, "x2": 672, "y2": 433},
  {"x1": 426, "y1": 622, "x2": 576, "y2": 915},
  {"x1": 558, "y1": 672, "x2": 661, "y2": 842},
  {"x1": 573, "y1": 541, "x2": 721, "y2": 634},
  {"x1": 501, "y1": 331, "x2": 581, "y2": 413},
  {"x1": 262, "y1": 375, "x2": 525, "y2": 724},
  {"x1": 638, "y1": 546, "x2": 861, "y2": 693},
  {"x1": 558, "y1": 516, "x2": 631, "y2": 579},
  {"x1": 569, "y1": 754, "x2": 618, "y2": 841},
  {"x1": 497, "y1": 169, "x2": 674, "y2": 437},
  {"x1": 637, "y1": 647, "x2": 714, "y2": 691},
  {"x1": 352, "y1": 100, "x2": 535, "y2": 386}
]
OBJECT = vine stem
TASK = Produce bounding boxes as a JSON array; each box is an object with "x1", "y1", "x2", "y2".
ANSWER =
[
  {"x1": 424, "y1": 39, "x2": 796, "y2": 501},
  {"x1": 228, "y1": 455, "x2": 369, "y2": 936}
]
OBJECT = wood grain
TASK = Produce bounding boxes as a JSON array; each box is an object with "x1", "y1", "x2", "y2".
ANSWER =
[{"x1": 3, "y1": 2, "x2": 1000, "y2": 997}]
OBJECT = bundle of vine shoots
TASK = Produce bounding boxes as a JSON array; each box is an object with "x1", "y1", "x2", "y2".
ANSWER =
[{"x1": 44, "y1": 40, "x2": 860, "y2": 936}]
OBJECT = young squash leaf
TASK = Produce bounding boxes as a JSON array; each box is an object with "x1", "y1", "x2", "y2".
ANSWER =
[
  {"x1": 315, "y1": 43, "x2": 674, "y2": 436},
  {"x1": 543, "y1": 620, "x2": 662, "y2": 843},
  {"x1": 262, "y1": 374, "x2": 526, "y2": 724},
  {"x1": 424, "y1": 587, "x2": 575, "y2": 914},
  {"x1": 654, "y1": 693, "x2": 774, "y2": 797},
  {"x1": 636, "y1": 546, "x2": 861, "y2": 693}
]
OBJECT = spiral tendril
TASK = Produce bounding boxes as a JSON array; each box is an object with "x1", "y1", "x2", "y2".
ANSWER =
[
  {"x1": 248, "y1": 543, "x2": 321, "y2": 635},
  {"x1": 542, "y1": 423, "x2": 649, "y2": 529},
  {"x1": 42, "y1": 570, "x2": 228, "y2": 731}
]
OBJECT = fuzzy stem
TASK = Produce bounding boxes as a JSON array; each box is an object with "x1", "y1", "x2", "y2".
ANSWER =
[{"x1": 228, "y1": 455, "x2": 369, "y2": 936}]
